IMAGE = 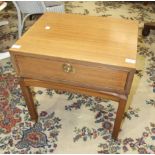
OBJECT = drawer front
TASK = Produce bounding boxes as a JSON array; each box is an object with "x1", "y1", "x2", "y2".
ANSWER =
[{"x1": 15, "y1": 55, "x2": 128, "y2": 93}]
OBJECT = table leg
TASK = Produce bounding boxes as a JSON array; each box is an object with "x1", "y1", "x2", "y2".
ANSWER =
[
  {"x1": 19, "y1": 78, "x2": 38, "y2": 122},
  {"x1": 19, "y1": 78, "x2": 128, "y2": 139},
  {"x1": 112, "y1": 96, "x2": 127, "y2": 140}
]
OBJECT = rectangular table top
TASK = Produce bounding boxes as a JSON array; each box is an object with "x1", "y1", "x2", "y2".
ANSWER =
[{"x1": 10, "y1": 13, "x2": 138, "y2": 69}]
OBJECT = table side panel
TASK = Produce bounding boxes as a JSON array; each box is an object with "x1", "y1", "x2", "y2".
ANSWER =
[{"x1": 13, "y1": 54, "x2": 130, "y2": 94}]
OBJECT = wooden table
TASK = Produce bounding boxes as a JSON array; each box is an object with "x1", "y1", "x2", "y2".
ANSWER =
[{"x1": 9, "y1": 13, "x2": 138, "y2": 140}]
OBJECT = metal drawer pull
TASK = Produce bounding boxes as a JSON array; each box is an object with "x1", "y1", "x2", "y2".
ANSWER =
[{"x1": 62, "y1": 63, "x2": 73, "y2": 73}]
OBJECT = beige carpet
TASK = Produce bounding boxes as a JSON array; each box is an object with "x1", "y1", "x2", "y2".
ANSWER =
[{"x1": 0, "y1": 2, "x2": 155, "y2": 153}]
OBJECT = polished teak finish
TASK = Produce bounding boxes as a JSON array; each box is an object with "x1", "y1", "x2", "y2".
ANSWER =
[{"x1": 9, "y1": 13, "x2": 138, "y2": 140}]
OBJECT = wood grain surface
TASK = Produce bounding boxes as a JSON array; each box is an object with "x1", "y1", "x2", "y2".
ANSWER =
[
  {"x1": 15, "y1": 55, "x2": 129, "y2": 93},
  {"x1": 10, "y1": 13, "x2": 138, "y2": 69}
]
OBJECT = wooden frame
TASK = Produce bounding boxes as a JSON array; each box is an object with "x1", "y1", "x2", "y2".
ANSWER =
[{"x1": 20, "y1": 77, "x2": 128, "y2": 140}]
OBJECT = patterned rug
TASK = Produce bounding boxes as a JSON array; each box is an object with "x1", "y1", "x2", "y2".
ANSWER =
[{"x1": 0, "y1": 1, "x2": 155, "y2": 154}]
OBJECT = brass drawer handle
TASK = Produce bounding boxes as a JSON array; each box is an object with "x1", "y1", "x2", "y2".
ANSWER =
[{"x1": 62, "y1": 63, "x2": 73, "y2": 73}]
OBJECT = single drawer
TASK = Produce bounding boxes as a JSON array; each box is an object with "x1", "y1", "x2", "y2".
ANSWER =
[{"x1": 15, "y1": 55, "x2": 128, "y2": 93}]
